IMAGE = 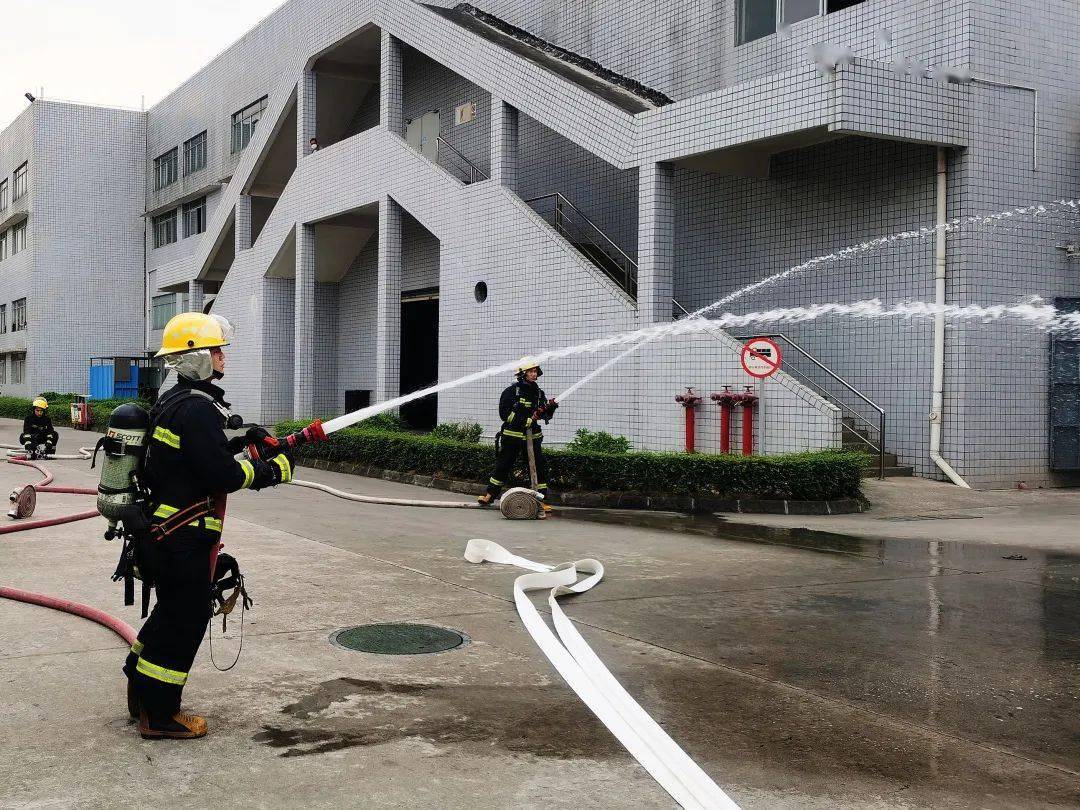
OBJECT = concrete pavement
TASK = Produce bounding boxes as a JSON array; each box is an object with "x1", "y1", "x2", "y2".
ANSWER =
[{"x1": 1, "y1": 421, "x2": 1078, "y2": 808}]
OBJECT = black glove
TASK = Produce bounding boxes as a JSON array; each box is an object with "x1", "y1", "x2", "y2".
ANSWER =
[
  {"x1": 249, "y1": 451, "x2": 294, "y2": 490},
  {"x1": 228, "y1": 426, "x2": 274, "y2": 456},
  {"x1": 537, "y1": 400, "x2": 559, "y2": 423}
]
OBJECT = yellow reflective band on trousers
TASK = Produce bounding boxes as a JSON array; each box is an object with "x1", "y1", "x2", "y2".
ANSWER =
[
  {"x1": 272, "y1": 454, "x2": 292, "y2": 483},
  {"x1": 489, "y1": 477, "x2": 502, "y2": 485},
  {"x1": 239, "y1": 459, "x2": 255, "y2": 489},
  {"x1": 152, "y1": 426, "x2": 181, "y2": 449},
  {"x1": 136, "y1": 656, "x2": 188, "y2": 685},
  {"x1": 153, "y1": 504, "x2": 179, "y2": 518},
  {"x1": 204, "y1": 517, "x2": 223, "y2": 532},
  {"x1": 502, "y1": 429, "x2": 542, "y2": 439},
  {"x1": 130, "y1": 640, "x2": 144, "y2": 655}
]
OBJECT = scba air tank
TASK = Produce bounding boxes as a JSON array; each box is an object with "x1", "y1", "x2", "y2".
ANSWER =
[{"x1": 95, "y1": 403, "x2": 150, "y2": 538}]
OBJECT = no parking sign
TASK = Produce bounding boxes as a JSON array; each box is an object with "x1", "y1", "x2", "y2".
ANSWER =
[{"x1": 740, "y1": 337, "x2": 782, "y2": 378}]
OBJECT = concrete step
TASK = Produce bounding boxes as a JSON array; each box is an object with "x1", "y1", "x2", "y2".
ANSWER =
[{"x1": 861, "y1": 464, "x2": 915, "y2": 478}]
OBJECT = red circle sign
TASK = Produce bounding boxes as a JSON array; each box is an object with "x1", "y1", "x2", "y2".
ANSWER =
[{"x1": 741, "y1": 337, "x2": 782, "y2": 378}]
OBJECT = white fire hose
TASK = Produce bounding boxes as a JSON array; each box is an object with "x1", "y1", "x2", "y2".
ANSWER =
[{"x1": 464, "y1": 539, "x2": 738, "y2": 810}]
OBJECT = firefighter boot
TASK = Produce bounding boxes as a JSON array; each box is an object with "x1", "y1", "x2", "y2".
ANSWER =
[
  {"x1": 139, "y1": 709, "x2": 208, "y2": 740},
  {"x1": 476, "y1": 493, "x2": 494, "y2": 506}
]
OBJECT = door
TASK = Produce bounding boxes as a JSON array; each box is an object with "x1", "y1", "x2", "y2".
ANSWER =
[
  {"x1": 399, "y1": 292, "x2": 439, "y2": 429},
  {"x1": 1050, "y1": 298, "x2": 1080, "y2": 470},
  {"x1": 406, "y1": 111, "x2": 440, "y2": 162}
]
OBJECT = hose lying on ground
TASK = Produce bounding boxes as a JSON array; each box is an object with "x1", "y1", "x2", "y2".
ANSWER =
[
  {"x1": 0, "y1": 456, "x2": 130, "y2": 646},
  {"x1": 0, "y1": 585, "x2": 135, "y2": 645},
  {"x1": 290, "y1": 477, "x2": 486, "y2": 508}
]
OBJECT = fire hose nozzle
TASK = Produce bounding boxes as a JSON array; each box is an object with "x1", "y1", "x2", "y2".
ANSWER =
[{"x1": 247, "y1": 419, "x2": 328, "y2": 462}]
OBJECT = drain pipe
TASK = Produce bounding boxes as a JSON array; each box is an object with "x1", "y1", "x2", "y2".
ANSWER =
[{"x1": 929, "y1": 147, "x2": 970, "y2": 488}]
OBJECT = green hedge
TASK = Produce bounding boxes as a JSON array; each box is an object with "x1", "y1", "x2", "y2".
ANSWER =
[
  {"x1": 277, "y1": 419, "x2": 863, "y2": 501},
  {"x1": 0, "y1": 394, "x2": 150, "y2": 433}
]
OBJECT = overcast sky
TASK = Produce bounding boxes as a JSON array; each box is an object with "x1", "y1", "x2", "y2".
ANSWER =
[{"x1": 2, "y1": 0, "x2": 286, "y2": 129}]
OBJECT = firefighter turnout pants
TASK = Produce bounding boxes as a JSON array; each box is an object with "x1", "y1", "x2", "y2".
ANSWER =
[
  {"x1": 486, "y1": 433, "x2": 548, "y2": 497},
  {"x1": 123, "y1": 527, "x2": 215, "y2": 720}
]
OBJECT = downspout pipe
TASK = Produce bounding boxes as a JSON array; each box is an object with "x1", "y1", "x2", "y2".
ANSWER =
[{"x1": 929, "y1": 147, "x2": 971, "y2": 488}]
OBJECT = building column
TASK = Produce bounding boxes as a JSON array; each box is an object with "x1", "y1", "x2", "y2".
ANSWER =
[
  {"x1": 637, "y1": 162, "x2": 675, "y2": 323},
  {"x1": 380, "y1": 31, "x2": 404, "y2": 136},
  {"x1": 298, "y1": 68, "x2": 317, "y2": 160},
  {"x1": 375, "y1": 196, "x2": 403, "y2": 402},
  {"x1": 490, "y1": 97, "x2": 519, "y2": 191},
  {"x1": 187, "y1": 280, "x2": 205, "y2": 313},
  {"x1": 294, "y1": 224, "x2": 316, "y2": 417},
  {"x1": 235, "y1": 194, "x2": 253, "y2": 252}
]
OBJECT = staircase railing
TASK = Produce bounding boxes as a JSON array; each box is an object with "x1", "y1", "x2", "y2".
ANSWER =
[
  {"x1": 526, "y1": 192, "x2": 637, "y2": 298},
  {"x1": 672, "y1": 299, "x2": 886, "y2": 478},
  {"x1": 436, "y1": 137, "x2": 488, "y2": 184}
]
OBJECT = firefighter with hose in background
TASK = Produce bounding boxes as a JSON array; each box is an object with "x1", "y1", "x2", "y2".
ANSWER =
[
  {"x1": 123, "y1": 312, "x2": 293, "y2": 740},
  {"x1": 477, "y1": 359, "x2": 558, "y2": 515},
  {"x1": 21, "y1": 397, "x2": 58, "y2": 458}
]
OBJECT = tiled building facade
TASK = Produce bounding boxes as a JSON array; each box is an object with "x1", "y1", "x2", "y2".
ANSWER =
[{"x1": 3, "y1": 0, "x2": 1078, "y2": 488}]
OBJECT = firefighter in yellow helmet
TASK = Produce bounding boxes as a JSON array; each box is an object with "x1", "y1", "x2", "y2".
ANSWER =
[
  {"x1": 21, "y1": 397, "x2": 58, "y2": 458},
  {"x1": 123, "y1": 312, "x2": 292, "y2": 740},
  {"x1": 477, "y1": 359, "x2": 558, "y2": 511}
]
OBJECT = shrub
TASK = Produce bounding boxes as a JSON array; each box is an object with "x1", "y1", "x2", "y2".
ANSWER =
[
  {"x1": 277, "y1": 419, "x2": 863, "y2": 501},
  {"x1": 429, "y1": 422, "x2": 483, "y2": 444},
  {"x1": 349, "y1": 411, "x2": 407, "y2": 433},
  {"x1": 565, "y1": 428, "x2": 631, "y2": 454}
]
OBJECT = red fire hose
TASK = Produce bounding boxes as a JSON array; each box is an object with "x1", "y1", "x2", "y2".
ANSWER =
[
  {"x1": 0, "y1": 456, "x2": 132, "y2": 646},
  {"x1": 0, "y1": 585, "x2": 135, "y2": 645}
]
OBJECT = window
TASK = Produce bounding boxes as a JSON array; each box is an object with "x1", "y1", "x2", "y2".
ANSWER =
[
  {"x1": 737, "y1": 0, "x2": 866, "y2": 44},
  {"x1": 12, "y1": 163, "x2": 26, "y2": 201},
  {"x1": 151, "y1": 293, "x2": 178, "y2": 330},
  {"x1": 0, "y1": 305, "x2": 7, "y2": 335},
  {"x1": 11, "y1": 354, "x2": 24, "y2": 384},
  {"x1": 0, "y1": 179, "x2": 7, "y2": 211},
  {"x1": 152, "y1": 210, "x2": 177, "y2": 248},
  {"x1": 0, "y1": 355, "x2": 7, "y2": 385},
  {"x1": 0, "y1": 231, "x2": 6, "y2": 262},
  {"x1": 184, "y1": 131, "x2": 207, "y2": 176},
  {"x1": 231, "y1": 96, "x2": 267, "y2": 153},
  {"x1": 154, "y1": 148, "x2": 178, "y2": 191},
  {"x1": 182, "y1": 196, "x2": 206, "y2": 237},
  {"x1": 11, "y1": 222, "x2": 25, "y2": 255},
  {"x1": 12, "y1": 298, "x2": 26, "y2": 332}
]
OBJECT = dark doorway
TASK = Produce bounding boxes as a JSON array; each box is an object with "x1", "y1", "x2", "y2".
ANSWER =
[
  {"x1": 1050, "y1": 297, "x2": 1080, "y2": 471},
  {"x1": 399, "y1": 292, "x2": 439, "y2": 429}
]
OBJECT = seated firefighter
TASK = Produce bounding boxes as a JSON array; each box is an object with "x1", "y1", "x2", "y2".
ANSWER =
[
  {"x1": 123, "y1": 312, "x2": 294, "y2": 740},
  {"x1": 21, "y1": 397, "x2": 59, "y2": 457},
  {"x1": 477, "y1": 359, "x2": 558, "y2": 512}
]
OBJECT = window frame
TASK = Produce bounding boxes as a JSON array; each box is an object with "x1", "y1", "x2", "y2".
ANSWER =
[
  {"x1": 183, "y1": 131, "x2": 207, "y2": 176},
  {"x1": 152, "y1": 210, "x2": 178, "y2": 249},
  {"x1": 0, "y1": 179, "x2": 7, "y2": 211},
  {"x1": 151, "y1": 293, "x2": 177, "y2": 330},
  {"x1": 11, "y1": 353, "x2": 24, "y2": 384},
  {"x1": 12, "y1": 298, "x2": 26, "y2": 333},
  {"x1": 154, "y1": 148, "x2": 179, "y2": 191},
  {"x1": 737, "y1": 0, "x2": 865, "y2": 45},
  {"x1": 0, "y1": 354, "x2": 7, "y2": 384},
  {"x1": 12, "y1": 163, "x2": 27, "y2": 201},
  {"x1": 0, "y1": 305, "x2": 7, "y2": 336},
  {"x1": 11, "y1": 222, "x2": 25, "y2": 255},
  {"x1": 231, "y1": 96, "x2": 268, "y2": 154},
  {"x1": 0, "y1": 231, "x2": 6, "y2": 262},
  {"x1": 182, "y1": 196, "x2": 207, "y2": 238}
]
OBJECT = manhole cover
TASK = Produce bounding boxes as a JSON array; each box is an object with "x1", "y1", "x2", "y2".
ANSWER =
[{"x1": 329, "y1": 623, "x2": 468, "y2": 655}]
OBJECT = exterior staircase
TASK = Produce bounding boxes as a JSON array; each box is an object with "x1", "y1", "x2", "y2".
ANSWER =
[{"x1": 842, "y1": 417, "x2": 914, "y2": 478}]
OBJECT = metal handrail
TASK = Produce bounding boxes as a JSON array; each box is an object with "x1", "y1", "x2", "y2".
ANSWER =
[
  {"x1": 435, "y1": 137, "x2": 487, "y2": 184},
  {"x1": 525, "y1": 192, "x2": 638, "y2": 296},
  {"x1": 672, "y1": 299, "x2": 886, "y2": 478},
  {"x1": 526, "y1": 193, "x2": 637, "y2": 268}
]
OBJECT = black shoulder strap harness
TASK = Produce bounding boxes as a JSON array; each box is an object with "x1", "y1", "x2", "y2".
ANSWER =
[{"x1": 111, "y1": 386, "x2": 219, "y2": 617}]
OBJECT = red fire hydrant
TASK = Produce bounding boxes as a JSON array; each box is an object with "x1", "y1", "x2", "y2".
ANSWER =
[
  {"x1": 674, "y1": 387, "x2": 702, "y2": 453},
  {"x1": 709, "y1": 386, "x2": 738, "y2": 454},
  {"x1": 738, "y1": 385, "x2": 757, "y2": 456}
]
